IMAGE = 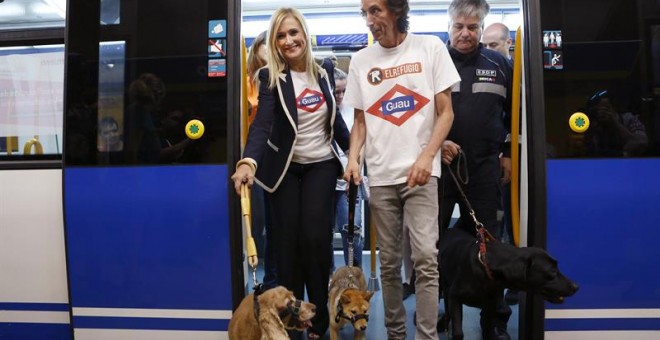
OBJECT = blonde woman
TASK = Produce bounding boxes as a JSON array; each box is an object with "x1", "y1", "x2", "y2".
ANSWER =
[{"x1": 231, "y1": 7, "x2": 349, "y2": 339}]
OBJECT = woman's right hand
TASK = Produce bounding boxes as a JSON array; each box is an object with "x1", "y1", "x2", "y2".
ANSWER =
[{"x1": 231, "y1": 163, "x2": 255, "y2": 195}]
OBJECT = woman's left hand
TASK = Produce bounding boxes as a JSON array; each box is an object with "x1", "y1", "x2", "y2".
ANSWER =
[{"x1": 231, "y1": 163, "x2": 255, "y2": 195}]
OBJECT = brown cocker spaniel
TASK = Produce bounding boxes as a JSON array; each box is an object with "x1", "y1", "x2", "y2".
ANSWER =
[{"x1": 228, "y1": 286, "x2": 316, "y2": 340}]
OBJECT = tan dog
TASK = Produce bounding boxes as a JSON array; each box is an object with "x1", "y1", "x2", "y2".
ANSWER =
[
  {"x1": 328, "y1": 266, "x2": 374, "y2": 340},
  {"x1": 228, "y1": 286, "x2": 316, "y2": 340}
]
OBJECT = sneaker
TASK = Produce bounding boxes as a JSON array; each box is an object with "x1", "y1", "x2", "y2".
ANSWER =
[
  {"x1": 402, "y1": 282, "x2": 415, "y2": 300},
  {"x1": 483, "y1": 326, "x2": 511, "y2": 340}
]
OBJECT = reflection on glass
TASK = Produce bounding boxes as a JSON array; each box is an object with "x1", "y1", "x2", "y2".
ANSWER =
[
  {"x1": 101, "y1": 0, "x2": 120, "y2": 25},
  {"x1": 0, "y1": 45, "x2": 64, "y2": 157},
  {"x1": 97, "y1": 41, "x2": 126, "y2": 152},
  {"x1": 581, "y1": 89, "x2": 648, "y2": 157}
]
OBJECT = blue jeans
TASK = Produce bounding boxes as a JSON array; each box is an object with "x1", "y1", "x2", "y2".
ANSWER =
[{"x1": 333, "y1": 190, "x2": 363, "y2": 269}]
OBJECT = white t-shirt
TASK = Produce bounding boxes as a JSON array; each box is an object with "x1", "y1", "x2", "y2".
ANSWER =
[
  {"x1": 343, "y1": 33, "x2": 460, "y2": 186},
  {"x1": 290, "y1": 70, "x2": 334, "y2": 164}
]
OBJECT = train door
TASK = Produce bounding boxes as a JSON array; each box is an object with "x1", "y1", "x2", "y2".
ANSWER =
[
  {"x1": 524, "y1": 0, "x2": 660, "y2": 338},
  {"x1": 63, "y1": 0, "x2": 242, "y2": 338}
]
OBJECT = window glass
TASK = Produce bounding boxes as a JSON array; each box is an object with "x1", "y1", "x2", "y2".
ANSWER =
[
  {"x1": 101, "y1": 0, "x2": 120, "y2": 25},
  {"x1": 0, "y1": 0, "x2": 118, "y2": 30},
  {"x1": 0, "y1": 45, "x2": 64, "y2": 158},
  {"x1": 0, "y1": 0, "x2": 66, "y2": 30},
  {"x1": 64, "y1": 1, "x2": 228, "y2": 166},
  {"x1": 543, "y1": 0, "x2": 658, "y2": 158}
]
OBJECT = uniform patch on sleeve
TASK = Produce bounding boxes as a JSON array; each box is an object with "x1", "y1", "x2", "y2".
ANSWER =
[{"x1": 476, "y1": 69, "x2": 497, "y2": 77}]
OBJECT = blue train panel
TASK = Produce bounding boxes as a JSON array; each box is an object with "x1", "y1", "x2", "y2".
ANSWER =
[
  {"x1": 0, "y1": 323, "x2": 71, "y2": 340},
  {"x1": 545, "y1": 159, "x2": 660, "y2": 331},
  {"x1": 64, "y1": 165, "x2": 232, "y2": 332},
  {"x1": 0, "y1": 303, "x2": 71, "y2": 340}
]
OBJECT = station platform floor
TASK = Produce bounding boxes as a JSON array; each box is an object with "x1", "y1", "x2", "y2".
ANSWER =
[{"x1": 246, "y1": 251, "x2": 520, "y2": 340}]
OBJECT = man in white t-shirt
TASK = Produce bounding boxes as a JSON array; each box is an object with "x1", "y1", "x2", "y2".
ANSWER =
[{"x1": 343, "y1": 0, "x2": 460, "y2": 338}]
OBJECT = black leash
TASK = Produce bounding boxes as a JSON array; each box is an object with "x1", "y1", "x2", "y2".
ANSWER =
[
  {"x1": 252, "y1": 283, "x2": 265, "y2": 322},
  {"x1": 347, "y1": 177, "x2": 358, "y2": 267},
  {"x1": 445, "y1": 151, "x2": 478, "y2": 225},
  {"x1": 445, "y1": 150, "x2": 496, "y2": 279}
]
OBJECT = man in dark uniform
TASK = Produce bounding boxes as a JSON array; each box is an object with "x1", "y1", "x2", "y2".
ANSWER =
[{"x1": 440, "y1": 0, "x2": 513, "y2": 339}]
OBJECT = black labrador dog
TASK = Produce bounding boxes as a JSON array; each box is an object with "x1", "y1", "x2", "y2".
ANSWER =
[{"x1": 438, "y1": 226, "x2": 579, "y2": 339}]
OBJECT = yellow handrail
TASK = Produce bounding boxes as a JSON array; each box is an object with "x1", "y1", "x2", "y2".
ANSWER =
[
  {"x1": 6, "y1": 137, "x2": 14, "y2": 156},
  {"x1": 511, "y1": 27, "x2": 523, "y2": 247},
  {"x1": 23, "y1": 136, "x2": 44, "y2": 155}
]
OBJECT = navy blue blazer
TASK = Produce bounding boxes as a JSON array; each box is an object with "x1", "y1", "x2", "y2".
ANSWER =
[{"x1": 243, "y1": 58, "x2": 350, "y2": 193}]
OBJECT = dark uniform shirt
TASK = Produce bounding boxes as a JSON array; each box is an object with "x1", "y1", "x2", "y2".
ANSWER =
[{"x1": 448, "y1": 44, "x2": 513, "y2": 185}]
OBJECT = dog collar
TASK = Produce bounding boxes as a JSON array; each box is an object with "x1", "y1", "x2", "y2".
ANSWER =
[
  {"x1": 280, "y1": 299, "x2": 307, "y2": 329},
  {"x1": 335, "y1": 301, "x2": 369, "y2": 324},
  {"x1": 252, "y1": 284, "x2": 265, "y2": 322}
]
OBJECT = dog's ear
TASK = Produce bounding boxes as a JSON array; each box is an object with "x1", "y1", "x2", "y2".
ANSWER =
[
  {"x1": 363, "y1": 290, "x2": 375, "y2": 301},
  {"x1": 260, "y1": 286, "x2": 293, "y2": 312},
  {"x1": 526, "y1": 250, "x2": 559, "y2": 286},
  {"x1": 490, "y1": 243, "x2": 528, "y2": 284},
  {"x1": 258, "y1": 307, "x2": 289, "y2": 340},
  {"x1": 340, "y1": 293, "x2": 352, "y2": 306}
]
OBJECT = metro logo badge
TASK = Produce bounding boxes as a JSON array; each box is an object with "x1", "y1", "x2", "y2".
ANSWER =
[
  {"x1": 367, "y1": 62, "x2": 422, "y2": 85},
  {"x1": 366, "y1": 84, "x2": 430, "y2": 126},
  {"x1": 296, "y1": 88, "x2": 325, "y2": 113}
]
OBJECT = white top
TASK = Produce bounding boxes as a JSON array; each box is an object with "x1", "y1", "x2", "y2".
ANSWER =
[
  {"x1": 290, "y1": 70, "x2": 334, "y2": 164},
  {"x1": 343, "y1": 33, "x2": 460, "y2": 186}
]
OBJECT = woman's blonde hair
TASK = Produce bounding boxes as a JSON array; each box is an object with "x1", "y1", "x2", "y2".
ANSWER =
[
  {"x1": 266, "y1": 7, "x2": 319, "y2": 89},
  {"x1": 247, "y1": 30, "x2": 267, "y2": 87}
]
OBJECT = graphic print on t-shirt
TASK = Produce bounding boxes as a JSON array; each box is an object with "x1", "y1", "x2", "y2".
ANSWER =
[
  {"x1": 296, "y1": 88, "x2": 326, "y2": 113},
  {"x1": 365, "y1": 84, "x2": 430, "y2": 126}
]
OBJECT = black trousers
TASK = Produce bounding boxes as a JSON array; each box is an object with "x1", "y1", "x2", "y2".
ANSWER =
[
  {"x1": 439, "y1": 177, "x2": 500, "y2": 239},
  {"x1": 268, "y1": 159, "x2": 337, "y2": 337}
]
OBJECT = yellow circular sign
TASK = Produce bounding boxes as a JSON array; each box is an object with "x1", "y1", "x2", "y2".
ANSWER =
[
  {"x1": 569, "y1": 112, "x2": 590, "y2": 133},
  {"x1": 185, "y1": 119, "x2": 205, "y2": 139}
]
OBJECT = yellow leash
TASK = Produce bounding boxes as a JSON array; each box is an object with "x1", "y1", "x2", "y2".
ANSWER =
[
  {"x1": 241, "y1": 36, "x2": 249, "y2": 149},
  {"x1": 240, "y1": 183, "x2": 259, "y2": 286}
]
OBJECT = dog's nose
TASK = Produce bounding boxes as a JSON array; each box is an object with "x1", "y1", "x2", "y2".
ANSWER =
[
  {"x1": 571, "y1": 283, "x2": 579, "y2": 293},
  {"x1": 311, "y1": 306, "x2": 316, "y2": 314},
  {"x1": 360, "y1": 325, "x2": 367, "y2": 331}
]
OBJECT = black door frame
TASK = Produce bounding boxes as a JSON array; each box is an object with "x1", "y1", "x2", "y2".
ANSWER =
[{"x1": 521, "y1": 0, "x2": 548, "y2": 339}]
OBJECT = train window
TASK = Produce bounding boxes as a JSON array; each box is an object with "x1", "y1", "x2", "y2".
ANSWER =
[
  {"x1": 0, "y1": 44, "x2": 64, "y2": 159},
  {"x1": 0, "y1": 0, "x2": 118, "y2": 30},
  {"x1": 64, "y1": 1, "x2": 229, "y2": 166},
  {"x1": 0, "y1": 0, "x2": 66, "y2": 31},
  {"x1": 542, "y1": 0, "x2": 658, "y2": 158}
]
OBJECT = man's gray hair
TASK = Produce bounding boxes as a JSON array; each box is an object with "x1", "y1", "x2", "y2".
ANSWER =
[{"x1": 448, "y1": 0, "x2": 490, "y2": 25}]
